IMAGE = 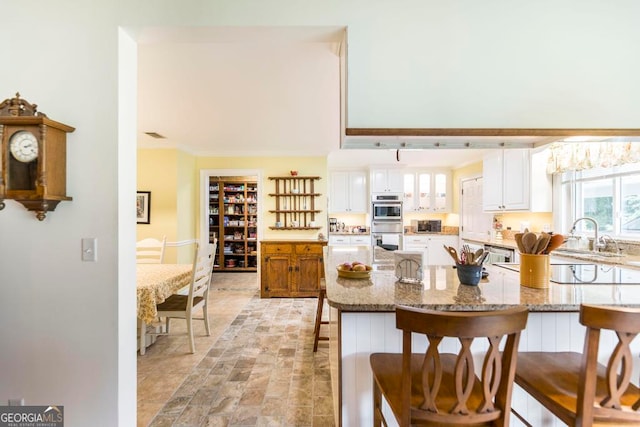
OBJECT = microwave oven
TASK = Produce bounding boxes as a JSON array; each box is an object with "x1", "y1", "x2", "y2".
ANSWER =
[{"x1": 412, "y1": 219, "x2": 442, "y2": 233}]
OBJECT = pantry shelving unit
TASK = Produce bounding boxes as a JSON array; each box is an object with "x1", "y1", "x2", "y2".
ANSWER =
[
  {"x1": 268, "y1": 176, "x2": 322, "y2": 230},
  {"x1": 208, "y1": 177, "x2": 258, "y2": 272}
]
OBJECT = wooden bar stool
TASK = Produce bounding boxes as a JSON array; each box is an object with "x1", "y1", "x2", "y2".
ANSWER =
[
  {"x1": 370, "y1": 305, "x2": 529, "y2": 426},
  {"x1": 313, "y1": 286, "x2": 329, "y2": 352},
  {"x1": 515, "y1": 304, "x2": 640, "y2": 426}
]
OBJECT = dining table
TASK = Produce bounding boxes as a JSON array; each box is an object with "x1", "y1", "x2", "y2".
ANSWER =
[{"x1": 137, "y1": 263, "x2": 192, "y2": 354}]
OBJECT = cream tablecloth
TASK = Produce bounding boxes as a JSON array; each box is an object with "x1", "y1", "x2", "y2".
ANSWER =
[{"x1": 136, "y1": 264, "x2": 192, "y2": 324}]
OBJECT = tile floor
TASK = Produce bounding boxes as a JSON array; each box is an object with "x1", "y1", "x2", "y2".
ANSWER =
[{"x1": 137, "y1": 273, "x2": 334, "y2": 427}]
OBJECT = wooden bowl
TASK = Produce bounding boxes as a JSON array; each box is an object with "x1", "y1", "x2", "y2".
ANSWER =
[{"x1": 336, "y1": 267, "x2": 371, "y2": 279}]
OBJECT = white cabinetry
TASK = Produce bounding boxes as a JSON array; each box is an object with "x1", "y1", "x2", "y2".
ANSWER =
[
  {"x1": 403, "y1": 169, "x2": 452, "y2": 213},
  {"x1": 482, "y1": 148, "x2": 551, "y2": 212},
  {"x1": 371, "y1": 168, "x2": 404, "y2": 193},
  {"x1": 329, "y1": 170, "x2": 368, "y2": 213},
  {"x1": 329, "y1": 235, "x2": 371, "y2": 246},
  {"x1": 403, "y1": 235, "x2": 457, "y2": 265}
]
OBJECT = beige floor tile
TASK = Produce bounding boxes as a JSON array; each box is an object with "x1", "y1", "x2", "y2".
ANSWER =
[{"x1": 139, "y1": 273, "x2": 333, "y2": 426}]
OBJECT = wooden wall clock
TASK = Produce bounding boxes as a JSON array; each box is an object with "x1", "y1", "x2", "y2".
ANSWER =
[{"x1": 0, "y1": 93, "x2": 75, "y2": 220}]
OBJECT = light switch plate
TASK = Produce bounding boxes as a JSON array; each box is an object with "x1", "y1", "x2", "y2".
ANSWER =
[{"x1": 82, "y1": 238, "x2": 97, "y2": 262}]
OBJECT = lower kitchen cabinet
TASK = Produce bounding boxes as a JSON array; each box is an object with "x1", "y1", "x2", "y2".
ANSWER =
[
  {"x1": 403, "y1": 234, "x2": 458, "y2": 265},
  {"x1": 328, "y1": 234, "x2": 370, "y2": 246},
  {"x1": 260, "y1": 240, "x2": 327, "y2": 297}
]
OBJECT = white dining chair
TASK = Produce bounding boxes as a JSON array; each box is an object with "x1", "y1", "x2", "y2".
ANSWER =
[
  {"x1": 136, "y1": 236, "x2": 167, "y2": 264},
  {"x1": 149, "y1": 241, "x2": 215, "y2": 353}
]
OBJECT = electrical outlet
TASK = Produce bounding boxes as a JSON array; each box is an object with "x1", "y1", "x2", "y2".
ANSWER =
[{"x1": 8, "y1": 398, "x2": 25, "y2": 406}]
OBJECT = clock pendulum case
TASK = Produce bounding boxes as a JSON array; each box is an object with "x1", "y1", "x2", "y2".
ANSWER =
[{"x1": 0, "y1": 93, "x2": 75, "y2": 220}]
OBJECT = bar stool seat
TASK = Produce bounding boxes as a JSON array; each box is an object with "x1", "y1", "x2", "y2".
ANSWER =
[
  {"x1": 313, "y1": 286, "x2": 329, "y2": 352},
  {"x1": 515, "y1": 304, "x2": 640, "y2": 426}
]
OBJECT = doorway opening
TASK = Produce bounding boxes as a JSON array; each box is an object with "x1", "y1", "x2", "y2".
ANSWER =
[{"x1": 200, "y1": 169, "x2": 262, "y2": 274}]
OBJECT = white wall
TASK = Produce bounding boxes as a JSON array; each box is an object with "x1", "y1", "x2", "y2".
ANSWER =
[
  {"x1": 0, "y1": 3, "x2": 122, "y2": 426},
  {"x1": 1, "y1": 2, "x2": 639, "y2": 426}
]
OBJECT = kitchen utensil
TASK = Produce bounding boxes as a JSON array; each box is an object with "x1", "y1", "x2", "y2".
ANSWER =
[
  {"x1": 544, "y1": 234, "x2": 565, "y2": 254},
  {"x1": 473, "y1": 248, "x2": 484, "y2": 263},
  {"x1": 476, "y1": 250, "x2": 489, "y2": 266},
  {"x1": 531, "y1": 233, "x2": 544, "y2": 254},
  {"x1": 443, "y1": 245, "x2": 460, "y2": 264},
  {"x1": 461, "y1": 244, "x2": 474, "y2": 264},
  {"x1": 534, "y1": 233, "x2": 551, "y2": 254},
  {"x1": 522, "y1": 232, "x2": 538, "y2": 254},
  {"x1": 514, "y1": 233, "x2": 525, "y2": 253}
]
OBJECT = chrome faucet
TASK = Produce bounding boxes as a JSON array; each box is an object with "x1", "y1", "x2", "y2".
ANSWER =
[
  {"x1": 569, "y1": 217, "x2": 606, "y2": 252},
  {"x1": 599, "y1": 234, "x2": 621, "y2": 255}
]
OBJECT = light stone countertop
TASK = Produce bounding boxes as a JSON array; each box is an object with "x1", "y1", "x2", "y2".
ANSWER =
[{"x1": 324, "y1": 246, "x2": 640, "y2": 313}]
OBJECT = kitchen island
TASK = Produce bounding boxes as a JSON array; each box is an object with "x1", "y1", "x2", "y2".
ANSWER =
[{"x1": 323, "y1": 246, "x2": 640, "y2": 427}]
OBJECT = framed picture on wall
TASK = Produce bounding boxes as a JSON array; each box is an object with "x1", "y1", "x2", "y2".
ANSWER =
[{"x1": 136, "y1": 191, "x2": 151, "y2": 224}]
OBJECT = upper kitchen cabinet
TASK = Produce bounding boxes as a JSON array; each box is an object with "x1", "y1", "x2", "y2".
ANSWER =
[
  {"x1": 329, "y1": 170, "x2": 368, "y2": 213},
  {"x1": 482, "y1": 149, "x2": 551, "y2": 212},
  {"x1": 371, "y1": 168, "x2": 403, "y2": 193},
  {"x1": 403, "y1": 169, "x2": 452, "y2": 213}
]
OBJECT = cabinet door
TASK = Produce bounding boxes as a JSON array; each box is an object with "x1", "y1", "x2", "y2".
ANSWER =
[
  {"x1": 502, "y1": 149, "x2": 530, "y2": 210},
  {"x1": 350, "y1": 235, "x2": 370, "y2": 245},
  {"x1": 295, "y1": 255, "x2": 323, "y2": 295},
  {"x1": 403, "y1": 173, "x2": 417, "y2": 211},
  {"x1": 403, "y1": 235, "x2": 428, "y2": 247},
  {"x1": 261, "y1": 255, "x2": 291, "y2": 297},
  {"x1": 403, "y1": 236, "x2": 429, "y2": 263},
  {"x1": 372, "y1": 169, "x2": 403, "y2": 193},
  {"x1": 371, "y1": 169, "x2": 389, "y2": 193},
  {"x1": 329, "y1": 171, "x2": 350, "y2": 213},
  {"x1": 417, "y1": 172, "x2": 431, "y2": 210},
  {"x1": 482, "y1": 151, "x2": 504, "y2": 210},
  {"x1": 433, "y1": 172, "x2": 450, "y2": 212},
  {"x1": 427, "y1": 236, "x2": 457, "y2": 266},
  {"x1": 348, "y1": 171, "x2": 368, "y2": 212},
  {"x1": 386, "y1": 169, "x2": 404, "y2": 193},
  {"x1": 329, "y1": 235, "x2": 350, "y2": 246}
]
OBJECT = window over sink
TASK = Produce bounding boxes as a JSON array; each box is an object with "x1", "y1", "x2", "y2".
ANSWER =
[{"x1": 558, "y1": 163, "x2": 640, "y2": 238}]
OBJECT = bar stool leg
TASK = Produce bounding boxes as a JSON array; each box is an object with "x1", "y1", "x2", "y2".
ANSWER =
[{"x1": 313, "y1": 287, "x2": 329, "y2": 352}]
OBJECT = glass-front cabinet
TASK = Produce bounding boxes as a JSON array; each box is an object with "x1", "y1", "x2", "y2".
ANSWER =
[{"x1": 403, "y1": 169, "x2": 452, "y2": 212}]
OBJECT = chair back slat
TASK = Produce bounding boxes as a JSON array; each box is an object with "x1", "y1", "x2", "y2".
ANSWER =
[
  {"x1": 136, "y1": 236, "x2": 166, "y2": 263},
  {"x1": 450, "y1": 337, "x2": 474, "y2": 415},
  {"x1": 187, "y1": 242, "x2": 215, "y2": 305},
  {"x1": 396, "y1": 305, "x2": 528, "y2": 425},
  {"x1": 577, "y1": 304, "x2": 640, "y2": 423},
  {"x1": 419, "y1": 336, "x2": 443, "y2": 412},
  {"x1": 478, "y1": 335, "x2": 503, "y2": 413}
]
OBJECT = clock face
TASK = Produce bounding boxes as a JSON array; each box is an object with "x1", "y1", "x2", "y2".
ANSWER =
[{"x1": 9, "y1": 131, "x2": 39, "y2": 163}]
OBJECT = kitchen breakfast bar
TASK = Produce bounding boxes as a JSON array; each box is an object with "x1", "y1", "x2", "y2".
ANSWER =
[{"x1": 323, "y1": 245, "x2": 640, "y2": 427}]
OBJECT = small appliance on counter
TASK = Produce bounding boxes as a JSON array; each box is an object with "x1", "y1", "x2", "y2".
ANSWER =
[
  {"x1": 329, "y1": 217, "x2": 338, "y2": 233},
  {"x1": 412, "y1": 219, "x2": 442, "y2": 233}
]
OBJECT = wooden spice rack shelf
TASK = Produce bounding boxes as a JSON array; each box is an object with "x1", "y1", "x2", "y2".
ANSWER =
[{"x1": 268, "y1": 176, "x2": 321, "y2": 230}]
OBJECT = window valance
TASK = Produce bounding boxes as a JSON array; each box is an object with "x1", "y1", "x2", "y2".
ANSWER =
[{"x1": 546, "y1": 142, "x2": 640, "y2": 174}]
